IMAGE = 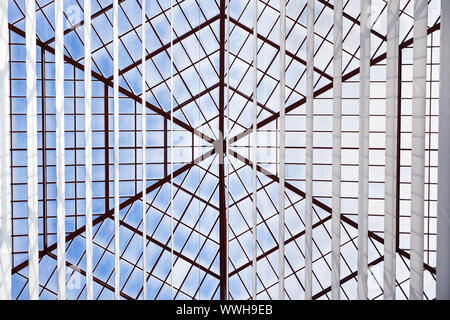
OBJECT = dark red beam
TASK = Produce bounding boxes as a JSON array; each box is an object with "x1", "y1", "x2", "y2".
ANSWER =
[
  {"x1": 218, "y1": 0, "x2": 228, "y2": 300},
  {"x1": 47, "y1": 252, "x2": 134, "y2": 300},
  {"x1": 230, "y1": 150, "x2": 437, "y2": 276},
  {"x1": 11, "y1": 149, "x2": 216, "y2": 275},
  {"x1": 7, "y1": 23, "x2": 214, "y2": 144},
  {"x1": 312, "y1": 256, "x2": 385, "y2": 300},
  {"x1": 316, "y1": 0, "x2": 386, "y2": 42},
  {"x1": 111, "y1": 218, "x2": 220, "y2": 279},
  {"x1": 112, "y1": 14, "x2": 221, "y2": 80},
  {"x1": 229, "y1": 17, "x2": 333, "y2": 81},
  {"x1": 229, "y1": 215, "x2": 333, "y2": 277},
  {"x1": 227, "y1": 22, "x2": 441, "y2": 147},
  {"x1": 43, "y1": 0, "x2": 127, "y2": 45}
]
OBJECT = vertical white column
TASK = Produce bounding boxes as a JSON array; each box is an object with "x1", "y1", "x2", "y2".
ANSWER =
[
  {"x1": 278, "y1": 0, "x2": 286, "y2": 301},
  {"x1": 384, "y1": 0, "x2": 399, "y2": 301},
  {"x1": 55, "y1": 0, "x2": 66, "y2": 300},
  {"x1": 305, "y1": 0, "x2": 314, "y2": 301},
  {"x1": 113, "y1": 0, "x2": 120, "y2": 300},
  {"x1": 331, "y1": 0, "x2": 342, "y2": 301},
  {"x1": 169, "y1": 0, "x2": 174, "y2": 300},
  {"x1": 26, "y1": 0, "x2": 39, "y2": 301},
  {"x1": 358, "y1": 0, "x2": 370, "y2": 301},
  {"x1": 436, "y1": 0, "x2": 450, "y2": 300},
  {"x1": 84, "y1": 0, "x2": 93, "y2": 301},
  {"x1": 198, "y1": 0, "x2": 203, "y2": 300},
  {"x1": 141, "y1": 0, "x2": 147, "y2": 301},
  {"x1": 410, "y1": 0, "x2": 427, "y2": 301},
  {"x1": 252, "y1": 0, "x2": 258, "y2": 301},
  {"x1": 225, "y1": 0, "x2": 231, "y2": 300},
  {"x1": 0, "y1": 0, "x2": 11, "y2": 301}
]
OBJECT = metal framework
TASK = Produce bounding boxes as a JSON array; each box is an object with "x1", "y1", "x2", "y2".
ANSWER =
[{"x1": 0, "y1": 0, "x2": 447, "y2": 300}]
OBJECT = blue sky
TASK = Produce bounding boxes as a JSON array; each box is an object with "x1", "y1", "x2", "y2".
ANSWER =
[{"x1": 5, "y1": 0, "x2": 441, "y2": 300}]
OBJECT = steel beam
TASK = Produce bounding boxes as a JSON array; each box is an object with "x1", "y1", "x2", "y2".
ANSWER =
[
  {"x1": 11, "y1": 149, "x2": 216, "y2": 276},
  {"x1": 218, "y1": 0, "x2": 228, "y2": 300},
  {"x1": 114, "y1": 14, "x2": 221, "y2": 80},
  {"x1": 227, "y1": 22, "x2": 441, "y2": 148},
  {"x1": 229, "y1": 150, "x2": 437, "y2": 276},
  {"x1": 7, "y1": 23, "x2": 214, "y2": 144}
]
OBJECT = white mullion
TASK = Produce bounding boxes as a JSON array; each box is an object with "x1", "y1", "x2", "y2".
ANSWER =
[
  {"x1": 252, "y1": 0, "x2": 258, "y2": 301},
  {"x1": 436, "y1": 0, "x2": 450, "y2": 300},
  {"x1": 198, "y1": 0, "x2": 204, "y2": 300},
  {"x1": 358, "y1": 0, "x2": 370, "y2": 301},
  {"x1": 198, "y1": 0, "x2": 201, "y2": 300},
  {"x1": 26, "y1": 0, "x2": 39, "y2": 301},
  {"x1": 331, "y1": 0, "x2": 343, "y2": 301},
  {"x1": 0, "y1": 0, "x2": 11, "y2": 301},
  {"x1": 84, "y1": 0, "x2": 93, "y2": 301},
  {"x1": 170, "y1": 0, "x2": 174, "y2": 300},
  {"x1": 113, "y1": 0, "x2": 120, "y2": 300},
  {"x1": 384, "y1": 0, "x2": 399, "y2": 300},
  {"x1": 55, "y1": 0, "x2": 66, "y2": 300},
  {"x1": 141, "y1": 0, "x2": 148, "y2": 301},
  {"x1": 278, "y1": 0, "x2": 286, "y2": 301},
  {"x1": 305, "y1": 0, "x2": 314, "y2": 301},
  {"x1": 410, "y1": 0, "x2": 427, "y2": 301}
]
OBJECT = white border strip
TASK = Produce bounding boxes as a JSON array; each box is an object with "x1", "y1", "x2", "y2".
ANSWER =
[
  {"x1": 278, "y1": 0, "x2": 286, "y2": 301},
  {"x1": 436, "y1": 0, "x2": 450, "y2": 300},
  {"x1": 305, "y1": 0, "x2": 314, "y2": 301},
  {"x1": 331, "y1": 0, "x2": 343, "y2": 301},
  {"x1": 358, "y1": 0, "x2": 370, "y2": 301},
  {"x1": 198, "y1": 0, "x2": 203, "y2": 300},
  {"x1": 384, "y1": 0, "x2": 399, "y2": 300},
  {"x1": 252, "y1": 0, "x2": 258, "y2": 301},
  {"x1": 170, "y1": 0, "x2": 174, "y2": 300},
  {"x1": 113, "y1": 0, "x2": 120, "y2": 300},
  {"x1": 26, "y1": 0, "x2": 39, "y2": 301},
  {"x1": 55, "y1": 0, "x2": 66, "y2": 300},
  {"x1": 141, "y1": 0, "x2": 148, "y2": 301},
  {"x1": 84, "y1": 0, "x2": 93, "y2": 301},
  {"x1": 0, "y1": 0, "x2": 11, "y2": 301},
  {"x1": 410, "y1": 0, "x2": 427, "y2": 301}
]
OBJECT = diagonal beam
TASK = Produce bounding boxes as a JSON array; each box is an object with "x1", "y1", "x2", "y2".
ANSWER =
[
  {"x1": 47, "y1": 252, "x2": 134, "y2": 300},
  {"x1": 229, "y1": 214, "x2": 333, "y2": 277},
  {"x1": 174, "y1": 83, "x2": 220, "y2": 113},
  {"x1": 8, "y1": 23, "x2": 215, "y2": 144},
  {"x1": 111, "y1": 218, "x2": 220, "y2": 279},
  {"x1": 312, "y1": 256, "x2": 385, "y2": 300},
  {"x1": 113, "y1": 14, "x2": 221, "y2": 80},
  {"x1": 316, "y1": 0, "x2": 386, "y2": 42},
  {"x1": 229, "y1": 150, "x2": 437, "y2": 275},
  {"x1": 11, "y1": 148, "x2": 216, "y2": 276},
  {"x1": 43, "y1": 0, "x2": 127, "y2": 45},
  {"x1": 229, "y1": 17, "x2": 333, "y2": 81},
  {"x1": 227, "y1": 22, "x2": 441, "y2": 147}
]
